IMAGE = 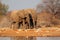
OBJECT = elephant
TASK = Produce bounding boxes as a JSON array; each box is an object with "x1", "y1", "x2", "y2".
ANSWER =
[{"x1": 6, "y1": 10, "x2": 20, "y2": 29}]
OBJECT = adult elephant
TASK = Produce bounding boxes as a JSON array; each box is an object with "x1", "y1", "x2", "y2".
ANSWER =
[
  {"x1": 6, "y1": 9, "x2": 37, "y2": 29},
  {"x1": 6, "y1": 10, "x2": 25, "y2": 29}
]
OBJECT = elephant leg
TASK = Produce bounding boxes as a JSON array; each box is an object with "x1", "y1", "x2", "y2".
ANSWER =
[
  {"x1": 18, "y1": 21, "x2": 23, "y2": 29},
  {"x1": 28, "y1": 14, "x2": 34, "y2": 29},
  {"x1": 30, "y1": 19, "x2": 34, "y2": 29},
  {"x1": 33, "y1": 19, "x2": 36, "y2": 28},
  {"x1": 35, "y1": 21, "x2": 37, "y2": 27},
  {"x1": 25, "y1": 22, "x2": 29, "y2": 29},
  {"x1": 11, "y1": 21, "x2": 18, "y2": 29},
  {"x1": 18, "y1": 22, "x2": 21, "y2": 29}
]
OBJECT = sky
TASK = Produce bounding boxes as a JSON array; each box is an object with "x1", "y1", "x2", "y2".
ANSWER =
[{"x1": 2, "y1": 0, "x2": 42, "y2": 11}]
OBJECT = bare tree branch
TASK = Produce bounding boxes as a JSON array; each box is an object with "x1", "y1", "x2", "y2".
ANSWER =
[{"x1": 36, "y1": 0, "x2": 60, "y2": 15}]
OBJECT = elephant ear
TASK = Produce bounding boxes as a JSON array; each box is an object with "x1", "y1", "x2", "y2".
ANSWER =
[
  {"x1": 10, "y1": 10, "x2": 19, "y2": 22},
  {"x1": 17, "y1": 10, "x2": 25, "y2": 18}
]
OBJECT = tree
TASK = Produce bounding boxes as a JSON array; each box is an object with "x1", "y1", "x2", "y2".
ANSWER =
[
  {"x1": 36, "y1": 0, "x2": 60, "y2": 27},
  {"x1": 0, "y1": 1, "x2": 8, "y2": 15},
  {"x1": 43, "y1": 0, "x2": 60, "y2": 15},
  {"x1": 36, "y1": 0, "x2": 60, "y2": 15}
]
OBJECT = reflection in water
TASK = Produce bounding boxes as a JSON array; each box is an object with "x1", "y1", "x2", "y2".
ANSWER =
[
  {"x1": 0, "y1": 37, "x2": 60, "y2": 40},
  {"x1": 37, "y1": 37, "x2": 60, "y2": 40},
  {"x1": 0, "y1": 37, "x2": 11, "y2": 40}
]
